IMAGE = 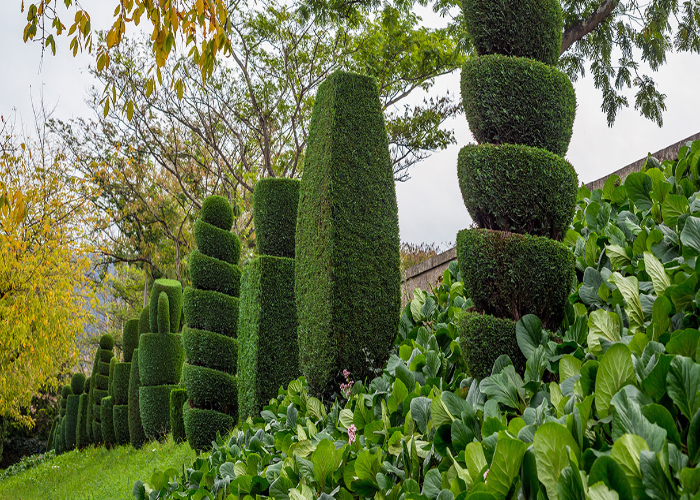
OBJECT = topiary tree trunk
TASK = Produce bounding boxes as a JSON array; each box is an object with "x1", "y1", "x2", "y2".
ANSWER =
[
  {"x1": 456, "y1": 0, "x2": 578, "y2": 379},
  {"x1": 238, "y1": 178, "x2": 300, "y2": 419},
  {"x1": 295, "y1": 70, "x2": 401, "y2": 399},
  {"x1": 139, "y1": 280, "x2": 185, "y2": 440},
  {"x1": 183, "y1": 195, "x2": 241, "y2": 451}
]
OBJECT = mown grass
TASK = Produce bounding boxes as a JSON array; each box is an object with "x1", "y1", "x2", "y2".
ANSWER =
[{"x1": 0, "y1": 436, "x2": 195, "y2": 500}]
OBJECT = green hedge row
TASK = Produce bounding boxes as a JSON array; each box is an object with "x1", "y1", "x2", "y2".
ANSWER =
[
  {"x1": 128, "y1": 348, "x2": 146, "y2": 449},
  {"x1": 182, "y1": 326, "x2": 237, "y2": 374},
  {"x1": 101, "y1": 396, "x2": 115, "y2": 447},
  {"x1": 183, "y1": 287, "x2": 239, "y2": 338},
  {"x1": 113, "y1": 405, "x2": 130, "y2": 445},
  {"x1": 296, "y1": 70, "x2": 401, "y2": 398},
  {"x1": 461, "y1": 54, "x2": 576, "y2": 157},
  {"x1": 170, "y1": 388, "x2": 188, "y2": 443},
  {"x1": 194, "y1": 219, "x2": 240, "y2": 265},
  {"x1": 189, "y1": 250, "x2": 241, "y2": 297},
  {"x1": 123, "y1": 319, "x2": 140, "y2": 362},
  {"x1": 238, "y1": 256, "x2": 299, "y2": 418},
  {"x1": 183, "y1": 406, "x2": 233, "y2": 452},
  {"x1": 457, "y1": 228, "x2": 575, "y2": 329},
  {"x1": 140, "y1": 384, "x2": 178, "y2": 440},
  {"x1": 457, "y1": 143, "x2": 578, "y2": 240},
  {"x1": 138, "y1": 333, "x2": 184, "y2": 386},
  {"x1": 463, "y1": 0, "x2": 563, "y2": 66},
  {"x1": 253, "y1": 178, "x2": 300, "y2": 258}
]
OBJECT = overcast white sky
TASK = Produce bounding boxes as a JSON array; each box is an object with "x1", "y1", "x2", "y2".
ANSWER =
[{"x1": 1, "y1": 3, "x2": 699, "y2": 248}]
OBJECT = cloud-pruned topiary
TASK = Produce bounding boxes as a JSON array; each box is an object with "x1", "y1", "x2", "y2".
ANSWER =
[
  {"x1": 296, "y1": 70, "x2": 401, "y2": 399},
  {"x1": 169, "y1": 387, "x2": 188, "y2": 443},
  {"x1": 183, "y1": 195, "x2": 240, "y2": 451},
  {"x1": 139, "y1": 282, "x2": 185, "y2": 440}
]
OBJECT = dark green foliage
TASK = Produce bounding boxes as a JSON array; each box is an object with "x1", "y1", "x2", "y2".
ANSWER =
[
  {"x1": 296, "y1": 71, "x2": 401, "y2": 398},
  {"x1": 457, "y1": 229, "x2": 575, "y2": 329},
  {"x1": 170, "y1": 388, "x2": 188, "y2": 443},
  {"x1": 138, "y1": 333, "x2": 185, "y2": 386},
  {"x1": 189, "y1": 250, "x2": 241, "y2": 297},
  {"x1": 158, "y1": 291, "x2": 170, "y2": 334},
  {"x1": 123, "y1": 319, "x2": 140, "y2": 362},
  {"x1": 76, "y1": 393, "x2": 89, "y2": 449},
  {"x1": 113, "y1": 363, "x2": 131, "y2": 405},
  {"x1": 98, "y1": 349, "x2": 113, "y2": 363},
  {"x1": 61, "y1": 384, "x2": 73, "y2": 399},
  {"x1": 109, "y1": 357, "x2": 117, "y2": 396},
  {"x1": 457, "y1": 312, "x2": 525, "y2": 380},
  {"x1": 95, "y1": 374, "x2": 109, "y2": 391},
  {"x1": 128, "y1": 348, "x2": 147, "y2": 449},
  {"x1": 93, "y1": 404, "x2": 101, "y2": 421},
  {"x1": 182, "y1": 364, "x2": 237, "y2": 414},
  {"x1": 47, "y1": 418, "x2": 57, "y2": 450},
  {"x1": 253, "y1": 178, "x2": 300, "y2": 258},
  {"x1": 101, "y1": 396, "x2": 115, "y2": 446},
  {"x1": 99, "y1": 334, "x2": 115, "y2": 350},
  {"x1": 139, "y1": 307, "x2": 150, "y2": 334},
  {"x1": 463, "y1": 0, "x2": 563, "y2": 66},
  {"x1": 183, "y1": 406, "x2": 234, "y2": 452},
  {"x1": 92, "y1": 420, "x2": 102, "y2": 443},
  {"x1": 113, "y1": 405, "x2": 130, "y2": 445},
  {"x1": 149, "y1": 278, "x2": 183, "y2": 333},
  {"x1": 93, "y1": 389, "x2": 109, "y2": 405},
  {"x1": 238, "y1": 256, "x2": 299, "y2": 418},
  {"x1": 84, "y1": 376, "x2": 91, "y2": 394},
  {"x1": 65, "y1": 394, "x2": 80, "y2": 451},
  {"x1": 457, "y1": 143, "x2": 578, "y2": 240},
  {"x1": 183, "y1": 287, "x2": 239, "y2": 337},
  {"x1": 140, "y1": 384, "x2": 178, "y2": 439},
  {"x1": 71, "y1": 373, "x2": 86, "y2": 395},
  {"x1": 461, "y1": 55, "x2": 576, "y2": 156},
  {"x1": 194, "y1": 219, "x2": 240, "y2": 265},
  {"x1": 98, "y1": 361, "x2": 110, "y2": 376},
  {"x1": 182, "y1": 326, "x2": 237, "y2": 374},
  {"x1": 55, "y1": 421, "x2": 63, "y2": 454},
  {"x1": 200, "y1": 195, "x2": 233, "y2": 231}
]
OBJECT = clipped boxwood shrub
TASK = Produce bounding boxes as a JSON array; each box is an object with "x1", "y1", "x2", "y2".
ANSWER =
[
  {"x1": 138, "y1": 333, "x2": 184, "y2": 386},
  {"x1": 238, "y1": 256, "x2": 299, "y2": 418},
  {"x1": 92, "y1": 420, "x2": 102, "y2": 443},
  {"x1": 76, "y1": 393, "x2": 89, "y2": 449},
  {"x1": 457, "y1": 143, "x2": 578, "y2": 240},
  {"x1": 457, "y1": 228, "x2": 575, "y2": 329},
  {"x1": 183, "y1": 287, "x2": 239, "y2": 337},
  {"x1": 200, "y1": 195, "x2": 233, "y2": 231},
  {"x1": 101, "y1": 396, "x2": 115, "y2": 446},
  {"x1": 94, "y1": 373, "x2": 109, "y2": 391},
  {"x1": 99, "y1": 334, "x2": 115, "y2": 350},
  {"x1": 139, "y1": 306, "x2": 150, "y2": 335},
  {"x1": 149, "y1": 279, "x2": 183, "y2": 334},
  {"x1": 113, "y1": 405, "x2": 130, "y2": 445},
  {"x1": 182, "y1": 364, "x2": 237, "y2": 414},
  {"x1": 194, "y1": 218, "x2": 240, "y2": 265},
  {"x1": 140, "y1": 384, "x2": 178, "y2": 439},
  {"x1": 98, "y1": 361, "x2": 110, "y2": 376},
  {"x1": 128, "y1": 348, "x2": 146, "y2": 449},
  {"x1": 182, "y1": 326, "x2": 237, "y2": 374},
  {"x1": 461, "y1": 54, "x2": 576, "y2": 156},
  {"x1": 93, "y1": 389, "x2": 109, "y2": 404},
  {"x1": 61, "y1": 384, "x2": 72, "y2": 399},
  {"x1": 123, "y1": 318, "x2": 140, "y2": 362},
  {"x1": 456, "y1": 312, "x2": 525, "y2": 379},
  {"x1": 109, "y1": 357, "x2": 117, "y2": 396},
  {"x1": 113, "y1": 362, "x2": 131, "y2": 406},
  {"x1": 189, "y1": 250, "x2": 241, "y2": 297},
  {"x1": 98, "y1": 349, "x2": 113, "y2": 363},
  {"x1": 253, "y1": 178, "x2": 300, "y2": 258},
  {"x1": 463, "y1": 0, "x2": 563, "y2": 66},
  {"x1": 71, "y1": 373, "x2": 86, "y2": 395},
  {"x1": 183, "y1": 406, "x2": 234, "y2": 452},
  {"x1": 170, "y1": 388, "x2": 188, "y2": 443},
  {"x1": 93, "y1": 404, "x2": 101, "y2": 421},
  {"x1": 296, "y1": 70, "x2": 401, "y2": 398},
  {"x1": 64, "y1": 394, "x2": 80, "y2": 451}
]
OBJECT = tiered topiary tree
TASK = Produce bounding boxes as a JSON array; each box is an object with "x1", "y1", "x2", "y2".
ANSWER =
[
  {"x1": 112, "y1": 318, "x2": 139, "y2": 445},
  {"x1": 239, "y1": 178, "x2": 300, "y2": 418},
  {"x1": 64, "y1": 372, "x2": 85, "y2": 451},
  {"x1": 76, "y1": 376, "x2": 90, "y2": 449},
  {"x1": 183, "y1": 195, "x2": 241, "y2": 451},
  {"x1": 456, "y1": 0, "x2": 578, "y2": 379},
  {"x1": 128, "y1": 312, "x2": 150, "y2": 449},
  {"x1": 91, "y1": 334, "x2": 114, "y2": 443},
  {"x1": 101, "y1": 357, "x2": 118, "y2": 446},
  {"x1": 296, "y1": 70, "x2": 401, "y2": 399},
  {"x1": 56, "y1": 384, "x2": 72, "y2": 454},
  {"x1": 139, "y1": 279, "x2": 185, "y2": 440}
]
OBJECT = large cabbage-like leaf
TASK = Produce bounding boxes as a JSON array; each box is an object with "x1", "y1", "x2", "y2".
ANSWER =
[{"x1": 595, "y1": 343, "x2": 635, "y2": 419}]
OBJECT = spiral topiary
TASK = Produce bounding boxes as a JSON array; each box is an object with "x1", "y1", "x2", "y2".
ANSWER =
[
  {"x1": 457, "y1": 0, "x2": 578, "y2": 377},
  {"x1": 183, "y1": 195, "x2": 240, "y2": 451},
  {"x1": 139, "y1": 281, "x2": 185, "y2": 440}
]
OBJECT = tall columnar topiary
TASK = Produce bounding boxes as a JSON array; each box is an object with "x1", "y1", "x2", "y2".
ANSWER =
[
  {"x1": 76, "y1": 376, "x2": 90, "y2": 449},
  {"x1": 64, "y1": 373, "x2": 85, "y2": 451},
  {"x1": 101, "y1": 357, "x2": 118, "y2": 446},
  {"x1": 296, "y1": 70, "x2": 401, "y2": 398},
  {"x1": 139, "y1": 281, "x2": 185, "y2": 440},
  {"x1": 169, "y1": 387, "x2": 188, "y2": 443},
  {"x1": 128, "y1": 347, "x2": 147, "y2": 449},
  {"x1": 457, "y1": 0, "x2": 578, "y2": 379},
  {"x1": 239, "y1": 179, "x2": 300, "y2": 418},
  {"x1": 91, "y1": 334, "x2": 114, "y2": 443},
  {"x1": 61, "y1": 384, "x2": 75, "y2": 450},
  {"x1": 112, "y1": 359, "x2": 132, "y2": 445},
  {"x1": 183, "y1": 195, "x2": 241, "y2": 451}
]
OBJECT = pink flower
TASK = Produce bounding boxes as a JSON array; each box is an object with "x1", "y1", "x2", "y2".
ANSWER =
[
  {"x1": 483, "y1": 469, "x2": 489, "y2": 482},
  {"x1": 348, "y1": 424, "x2": 357, "y2": 445},
  {"x1": 340, "y1": 370, "x2": 354, "y2": 398}
]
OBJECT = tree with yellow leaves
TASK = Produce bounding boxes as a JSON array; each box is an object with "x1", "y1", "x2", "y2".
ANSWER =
[{"x1": 0, "y1": 119, "x2": 94, "y2": 427}]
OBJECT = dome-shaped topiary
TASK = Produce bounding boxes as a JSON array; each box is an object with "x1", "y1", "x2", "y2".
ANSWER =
[
  {"x1": 99, "y1": 334, "x2": 115, "y2": 350},
  {"x1": 71, "y1": 373, "x2": 86, "y2": 395},
  {"x1": 138, "y1": 307, "x2": 150, "y2": 335},
  {"x1": 61, "y1": 384, "x2": 73, "y2": 399},
  {"x1": 201, "y1": 195, "x2": 234, "y2": 231}
]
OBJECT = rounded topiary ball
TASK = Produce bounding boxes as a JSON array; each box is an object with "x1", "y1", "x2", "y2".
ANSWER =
[
  {"x1": 99, "y1": 334, "x2": 115, "y2": 350},
  {"x1": 463, "y1": 0, "x2": 563, "y2": 66},
  {"x1": 201, "y1": 195, "x2": 234, "y2": 231},
  {"x1": 84, "y1": 376, "x2": 91, "y2": 394},
  {"x1": 71, "y1": 373, "x2": 86, "y2": 395},
  {"x1": 61, "y1": 384, "x2": 73, "y2": 399}
]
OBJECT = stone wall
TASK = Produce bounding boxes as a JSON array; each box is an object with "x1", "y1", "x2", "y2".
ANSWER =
[{"x1": 401, "y1": 132, "x2": 700, "y2": 304}]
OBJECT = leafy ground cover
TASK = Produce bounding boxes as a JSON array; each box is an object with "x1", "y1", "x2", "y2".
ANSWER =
[{"x1": 0, "y1": 437, "x2": 194, "y2": 500}]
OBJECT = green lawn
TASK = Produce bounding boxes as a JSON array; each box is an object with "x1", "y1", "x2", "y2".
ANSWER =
[{"x1": 0, "y1": 437, "x2": 195, "y2": 500}]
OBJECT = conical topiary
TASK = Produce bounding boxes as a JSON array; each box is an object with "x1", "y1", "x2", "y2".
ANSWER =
[
  {"x1": 139, "y1": 281, "x2": 185, "y2": 440},
  {"x1": 457, "y1": 0, "x2": 578, "y2": 378},
  {"x1": 239, "y1": 178, "x2": 300, "y2": 418},
  {"x1": 183, "y1": 195, "x2": 241, "y2": 451}
]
